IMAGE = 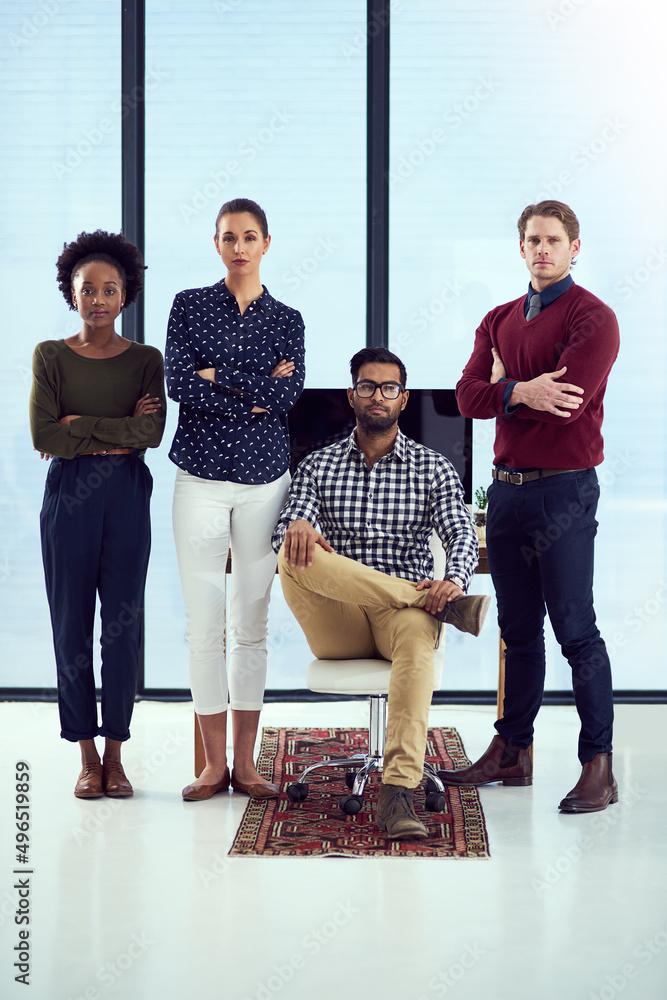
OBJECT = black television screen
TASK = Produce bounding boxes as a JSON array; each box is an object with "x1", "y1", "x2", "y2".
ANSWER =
[{"x1": 288, "y1": 389, "x2": 472, "y2": 505}]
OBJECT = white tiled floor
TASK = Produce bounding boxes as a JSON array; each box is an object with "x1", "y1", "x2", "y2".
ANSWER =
[{"x1": 0, "y1": 700, "x2": 665, "y2": 1000}]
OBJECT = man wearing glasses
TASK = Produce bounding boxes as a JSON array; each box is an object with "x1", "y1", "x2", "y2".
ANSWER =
[{"x1": 272, "y1": 347, "x2": 488, "y2": 840}]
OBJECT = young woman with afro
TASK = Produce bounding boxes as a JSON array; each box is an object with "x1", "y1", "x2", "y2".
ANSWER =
[{"x1": 30, "y1": 230, "x2": 165, "y2": 799}]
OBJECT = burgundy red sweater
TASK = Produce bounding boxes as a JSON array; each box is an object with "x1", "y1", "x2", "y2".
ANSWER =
[{"x1": 456, "y1": 283, "x2": 619, "y2": 469}]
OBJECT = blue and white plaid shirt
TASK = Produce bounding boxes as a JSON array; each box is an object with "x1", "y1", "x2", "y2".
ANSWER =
[{"x1": 272, "y1": 428, "x2": 478, "y2": 586}]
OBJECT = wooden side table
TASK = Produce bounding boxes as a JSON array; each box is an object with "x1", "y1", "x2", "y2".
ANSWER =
[{"x1": 475, "y1": 540, "x2": 506, "y2": 720}]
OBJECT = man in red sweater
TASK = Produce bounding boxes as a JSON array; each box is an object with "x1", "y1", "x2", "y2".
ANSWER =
[{"x1": 440, "y1": 200, "x2": 620, "y2": 812}]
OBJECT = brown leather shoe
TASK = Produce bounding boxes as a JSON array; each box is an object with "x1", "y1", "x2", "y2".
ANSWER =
[
  {"x1": 230, "y1": 769, "x2": 279, "y2": 799},
  {"x1": 74, "y1": 762, "x2": 104, "y2": 798},
  {"x1": 103, "y1": 760, "x2": 134, "y2": 797},
  {"x1": 437, "y1": 734, "x2": 533, "y2": 786},
  {"x1": 377, "y1": 782, "x2": 428, "y2": 840},
  {"x1": 182, "y1": 767, "x2": 231, "y2": 801},
  {"x1": 559, "y1": 752, "x2": 618, "y2": 813}
]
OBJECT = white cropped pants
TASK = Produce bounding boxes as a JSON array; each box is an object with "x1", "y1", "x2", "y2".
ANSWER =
[{"x1": 172, "y1": 468, "x2": 290, "y2": 714}]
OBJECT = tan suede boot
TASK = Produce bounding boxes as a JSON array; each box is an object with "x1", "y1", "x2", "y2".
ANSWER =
[{"x1": 377, "y1": 782, "x2": 428, "y2": 840}]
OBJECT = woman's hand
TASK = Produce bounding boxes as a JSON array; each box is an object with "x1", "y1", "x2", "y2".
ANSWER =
[
  {"x1": 133, "y1": 393, "x2": 162, "y2": 417},
  {"x1": 251, "y1": 359, "x2": 293, "y2": 412},
  {"x1": 270, "y1": 359, "x2": 294, "y2": 378},
  {"x1": 196, "y1": 367, "x2": 216, "y2": 382}
]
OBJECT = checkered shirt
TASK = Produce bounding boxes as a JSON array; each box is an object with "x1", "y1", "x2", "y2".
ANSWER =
[{"x1": 272, "y1": 428, "x2": 478, "y2": 586}]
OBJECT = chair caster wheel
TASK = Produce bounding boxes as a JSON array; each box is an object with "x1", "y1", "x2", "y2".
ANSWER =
[
  {"x1": 286, "y1": 782, "x2": 308, "y2": 803},
  {"x1": 344, "y1": 771, "x2": 358, "y2": 790},
  {"x1": 339, "y1": 794, "x2": 363, "y2": 816},
  {"x1": 425, "y1": 791, "x2": 447, "y2": 812}
]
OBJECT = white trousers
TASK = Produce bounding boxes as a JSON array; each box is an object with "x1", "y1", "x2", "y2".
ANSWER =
[{"x1": 172, "y1": 468, "x2": 290, "y2": 713}]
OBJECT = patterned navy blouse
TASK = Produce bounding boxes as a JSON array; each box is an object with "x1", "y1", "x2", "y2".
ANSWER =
[{"x1": 165, "y1": 279, "x2": 305, "y2": 484}]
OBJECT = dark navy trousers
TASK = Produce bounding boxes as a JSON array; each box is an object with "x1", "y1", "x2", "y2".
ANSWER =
[
  {"x1": 40, "y1": 453, "x2": 152, "y2": 742},
  {"x1": 486, "y1": 468, "x2": 613, "y2": 763}
]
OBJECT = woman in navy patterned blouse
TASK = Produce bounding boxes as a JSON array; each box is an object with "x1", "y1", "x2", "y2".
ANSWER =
[{"x1": 166, "y1": 198, "x2": 305, "y2": 801}]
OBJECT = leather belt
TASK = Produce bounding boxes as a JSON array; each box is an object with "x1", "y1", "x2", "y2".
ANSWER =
[
  {"x1": 492, "y1": 467, "x2": 584, "y2": 486},
  {"x1": 78, "y1": 448, "x2": 133, "y2": 457}
]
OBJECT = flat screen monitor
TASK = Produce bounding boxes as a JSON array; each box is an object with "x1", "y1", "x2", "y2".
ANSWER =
[{"x1": 288, "y1": 389, "x2": 472, "y2": 504}]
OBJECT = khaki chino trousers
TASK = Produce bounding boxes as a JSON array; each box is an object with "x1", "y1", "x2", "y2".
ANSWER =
[{"x1": 278, "y1": 543, "x2": 440, "y2": 787}]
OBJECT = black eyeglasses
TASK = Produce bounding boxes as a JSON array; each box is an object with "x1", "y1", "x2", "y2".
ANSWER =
[{"x1": 353, "y1": 380, "x2": 404, "y2": 399}]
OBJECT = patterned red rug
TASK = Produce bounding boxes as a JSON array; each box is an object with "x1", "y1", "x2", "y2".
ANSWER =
[{"x1": 229, "y1": 726, "x2": 490, "y2": 859}]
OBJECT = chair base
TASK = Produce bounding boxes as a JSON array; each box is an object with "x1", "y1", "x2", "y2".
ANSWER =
[
  {"x1": 292, "y1": 751, "x2": 446, "y2": 797},
  {"x1": 286, "y1": 694, "x2": 448, "y2": 813}
]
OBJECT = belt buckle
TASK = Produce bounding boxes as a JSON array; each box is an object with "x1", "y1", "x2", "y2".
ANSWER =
[{"x1": 510, "y1": 471, "x2": 523, "y2": 485}]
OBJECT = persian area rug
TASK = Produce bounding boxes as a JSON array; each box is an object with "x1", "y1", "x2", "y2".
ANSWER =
[{"x1": 229, "y1": 726, "x2": 490, "y2": 859}]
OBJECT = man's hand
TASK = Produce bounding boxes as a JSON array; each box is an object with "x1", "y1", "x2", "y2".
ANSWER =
[
  {"x1": 510, "y1": 366, "x2": 584, "y2": 416},
  {"x1": 284, "y1": 519, "x2": 334, "y2": 569},
  {"x1": 58, "y1": 414, "x2": 80, "y2": 427},
  {"x1": 415, "y1": 578, "x2": 464, "y2": 615},
  {"x1": 490, "y1": 347, "x2": 506, "y2": 384}
]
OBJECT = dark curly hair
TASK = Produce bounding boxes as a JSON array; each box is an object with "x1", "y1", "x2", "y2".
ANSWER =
[{"x1": 55, "y1": 230, "x2": 146, "y2": 310}]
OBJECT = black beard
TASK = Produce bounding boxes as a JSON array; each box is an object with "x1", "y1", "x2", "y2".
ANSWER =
[{"x1": 356, "y1": 410, "x2": 398, "y2": 434}]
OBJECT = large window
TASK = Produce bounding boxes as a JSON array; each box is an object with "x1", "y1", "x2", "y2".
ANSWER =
[
  {"x1": 390, "y1": 0, "x2": 666, "y2": 692},
  {"x1": 0, "y1": 0, "x2": 121, "y2": 691},
  {"x1": 2, "y1": 1, "x2": 665, "y2": 697},
  {"x1": 142, "y1": 0, "x2": 367, "y2": 689}
]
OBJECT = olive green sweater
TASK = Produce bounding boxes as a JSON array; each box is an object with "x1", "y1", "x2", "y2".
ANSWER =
[{"x1": 30, "y1": 340, "x2": 166, "y2": 459}]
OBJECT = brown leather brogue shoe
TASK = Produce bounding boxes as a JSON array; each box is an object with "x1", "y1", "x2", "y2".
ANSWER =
[
  {"x1": 559, "y1": 752, "x2": 618, "y2": 813},
  {"x1": 182, "y1": 767, "x2": 231, "y2": 801},
  {"x1": 103, "y1": 760, "x2": 134, "y2": 797},
  {"x1": 377, "y1": 782, "x2": 428, "y2": 840},
  {"x1": 230, "y1": 769, "x2": 279, "y2": 799},
  {"x1": 74, "y1": 762, "x2": 104, "y2": 798},
  {"x1": 437, "y1": 734, "x2": 533, "y2": 787}
]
